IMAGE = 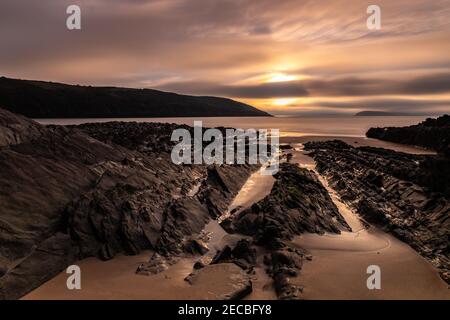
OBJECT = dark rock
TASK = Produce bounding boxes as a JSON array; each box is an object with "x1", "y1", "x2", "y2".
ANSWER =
[
  {"x1": 226, "y1": 163, "x2": 351, "y2": 248},
  {"x1": 232, "y1": 239, "x2": 257, "y2": 265},
  {"x1": 155, "y1": 197, "x2": 211, "y2": 256},
  {"x1": 183, "y1": 239, "x2": 209, "y2": 255},
  {"x1": 211, "y1": 246, "x2": 233, "y2": 264},
  {"x1": 365, "y1": 117, "x2": 450, "y2": 196},
  {"x1": 0, "y1": 107, "x2": 256, "y2": 298},
  {"x1": 193, "y1": 256, "x2": 212, "y2": 270},
  {"x1": 366, "y1": 114, "x2": 450, "y2": 155},
  {"x1": 305, "y1": 139, "x2": 450, "y2": 283},
  {"x1": 136, "y1": 253, "x2": 178, "y2": 276},
  {"x1": 193, "y1": 261, "x2": 206, "y2": 270},
  {"x1": 198, "y1": 165, "x2": 256, "y2": 219},
  {"x1": 0, "y1": 233, "x2": 78, "y2": 300},
  {"x1": 210, "y1": 239, "x2": 257, "y2": 271},
  {"x1": 0, "y1": 108, "x2": 45, "y2": 147},
  {"x1": 264, "y1": 247, "x2": 305, "y2": 300},
  {"x1": 286, "y1": 153, "x2": 293, "y2": 162}
]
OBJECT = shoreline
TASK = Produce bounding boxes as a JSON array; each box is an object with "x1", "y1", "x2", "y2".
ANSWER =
[
  {"x1": 280, "y1": 135, "x2": 436, "y2": 155},
  {"x1": 289, "y1": 142, "x2": 449, "y2": 299},
  {"x1": 23, "y1": 135, "x2": 449, "y2": 300}
]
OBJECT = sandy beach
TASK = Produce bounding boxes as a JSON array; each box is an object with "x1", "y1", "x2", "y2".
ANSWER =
[
  {"x1": 22, "y1": 135, "x2": 449, "y2": 300},
  {"x1": 23, "y1": 166, "x2": 277, "y2": 300},
  {"x1": 3, "y1": 0, "x2": 449, "y2": 305}
]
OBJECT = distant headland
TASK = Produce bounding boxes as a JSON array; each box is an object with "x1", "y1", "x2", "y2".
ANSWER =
[{"x1": 0, "y1": 76, "x2": 271, "y2": 118}]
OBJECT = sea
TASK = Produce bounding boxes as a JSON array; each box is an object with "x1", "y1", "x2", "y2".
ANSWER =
[{"x1": 36, "y1": 116, "x2": 429, "y2": 137}]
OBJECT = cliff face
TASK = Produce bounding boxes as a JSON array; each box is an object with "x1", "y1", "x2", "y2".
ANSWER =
[
  {"x1": 0, "y1": 77, "x2": 270, "y2": 118},
  {"x1": 366, "y1": 114, "x2": 450, "y2": 155},
  {"x1": 0, "y1": 107, "x2": 255, "y2": 299}
]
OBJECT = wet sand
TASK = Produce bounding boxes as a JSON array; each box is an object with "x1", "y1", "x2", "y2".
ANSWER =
[
  {"x1": 23, "y1": 251, "x2": 263, "y2": 300},
  {"x1": 292, "y1": 230, "x2": 450, "y2": 300},
  {"x1": 23, "y1": 167, "x2": 277, "y2": 300},
  {"x1": 23, "y1": 252, "x2": 201, "y2": 300},
  {"x1": 289, "y1": 144, "x2": 449, "y2": 300},
  {"x1": 24, "y1": 136, "x2": 448, "y2": 300},
  {"x1": 222, "y1": 165, "x2": 275, "y2": 219},
  {"x1": 203, "y1": 166, "x2": 277, "y2": 300}
]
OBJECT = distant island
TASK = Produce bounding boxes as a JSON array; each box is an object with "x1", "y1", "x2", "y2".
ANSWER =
[
  {"x1": 0, "y1": 76, "x2": 270, "y2": 118},
  {"x1": 355, "y1": 111, "x2": 424, "y2": 117}
]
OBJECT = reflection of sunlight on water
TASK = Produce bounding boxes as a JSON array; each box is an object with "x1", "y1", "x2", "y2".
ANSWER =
[
  {"x1": 280, "y1": 131, "x2": 365, "y2": 137},
  {"x1": 294, "y1": 146, "x2": 364, "y2": 232},
  {"x1": 294, "y1": 229, "x2": 391, "y2": 252},
  {"x1": 219, "y1": 165, "x2": 275, "y2": 223},
  {"x1": 37, "y1": 116, "x2": 429, "y2": 139}
]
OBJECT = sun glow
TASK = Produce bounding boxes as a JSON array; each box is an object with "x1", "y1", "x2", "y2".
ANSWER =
[
  {"x1": 266, "y1": 73, "x2": 298, "y2": 83},
  {"x1": 272, "y1": 98, "x2": 297, "y2": 106}
]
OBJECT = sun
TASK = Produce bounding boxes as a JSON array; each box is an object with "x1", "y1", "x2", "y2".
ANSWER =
[
  {"x1": 266, "y1": 73, "x2": 298, "y2": 83},
  {"x1": 272, "y1": 98, "x2": 297, "y2": 106}
]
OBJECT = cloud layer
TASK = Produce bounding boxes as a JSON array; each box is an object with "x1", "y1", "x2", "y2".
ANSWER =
[{"x1": 1, "y1": 0, "x2": 449, "y2": 115}]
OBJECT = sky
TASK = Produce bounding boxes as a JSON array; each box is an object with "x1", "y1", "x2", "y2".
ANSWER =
[{"x1": 1, "y1": 0, "x2": 450, "y2": 116}]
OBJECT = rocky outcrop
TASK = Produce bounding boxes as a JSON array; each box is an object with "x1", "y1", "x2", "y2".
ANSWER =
[
  {"x1": 0, "y1": 113, "x2": 129, "y2": 299},
  {"x1": 0, "y1": 107, "x2": 255, "y2": 299},
  {"x1": 209, "y1": 239, "x2": 257, "y2": 272},
  {"x1": 0, "y1": 107, "x2": 45, "y2": 146},
  {"x1": 217, "y1": 162, "x2": 352, "y2": 299},
  {"x1": 304, "y1": 140, "x2": 450, "y2": 283},
  {"x1": 222, "y1": 163, "x2": 351, "y2": 249},
  {"x1": 366, "y1": 114, "x2": 450, "y2": 155},
  {"x1": 0, "y1": 233, "x2": 77, "y2": 299},
  {"x1": 264, "y1": 246, "x2": 306, "y2": 300},
  {"x1": 366, "y1": 116, "x2": 450, "y2": 196},
  {"x1": 72, "y1": 121, "x2": 191, "y2": 154}
]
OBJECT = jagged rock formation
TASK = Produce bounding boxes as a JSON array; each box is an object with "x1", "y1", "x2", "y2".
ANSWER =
[
  {"x1": 0, "y1": 107, "x2": 255, "y2": 299},
  {"x1": 304, "y1": 140, "x2": 450, "y2": 283},
  {"x1": 71, "y1": 121, "x2": 191, "y2": 154},
  {"x1": 264, "y1": 246, "x2": 306, "y2": 300},
  {"x1": 366, "y1": 114, "x2": 450, "y2": 155},
  {"x1": 209, "y1": 239, "x2": 257, "y2": 272},
  {"x1": 222, "y1": 163, "x2": 351, "y2": 249},
  {"x1": 219, "y1": 162, "x2": 351, "y2": 299},
  {"x1": 0, "y1": 76, "x2": 270, "y2": 118},
  {"x1": 0, "y1": 108, "x2": 45, "y2": 146}
]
